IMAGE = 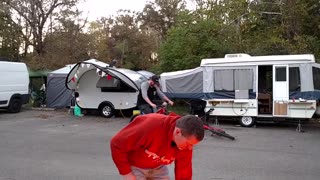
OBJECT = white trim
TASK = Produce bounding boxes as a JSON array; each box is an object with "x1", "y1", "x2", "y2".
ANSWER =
[{"x1": 201, "y1": 54, "x2": 315, "y2": 66}]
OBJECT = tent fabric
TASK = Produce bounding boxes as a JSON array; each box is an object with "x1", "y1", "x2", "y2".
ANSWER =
[
  {"x1": 160, "y1": 67, "x2": 203, "y2": 99},
  {"x1": 160, "y1": 66, "x2": 256, "y2": 100},
  {"x1": 137, "y1": 70, "x2": 155, "y2": 79},
  {"x1": 46, "y1": 65, "x2": 75, "y2": 108},
  {"x1": 300, "y1": 63, "x2": 314, "y2": 92},
  {"x1": 210, "y1": 66, "x2": 257, "y2": 93},
  {"x1": 46, "y1": 74, "x2": 73, "y2": 108}
]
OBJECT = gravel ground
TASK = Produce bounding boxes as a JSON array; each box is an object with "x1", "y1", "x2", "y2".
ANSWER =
[{"x1": 1, "y1": 107, "x2": 320, "y2": 180}]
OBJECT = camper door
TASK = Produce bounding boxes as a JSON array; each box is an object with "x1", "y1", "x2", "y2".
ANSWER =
[{"x1": 273, "y1": 65, "x2": 289, "y2": 116}]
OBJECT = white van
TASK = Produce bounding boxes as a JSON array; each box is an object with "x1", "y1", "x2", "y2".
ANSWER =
[{"x1": 0, "y1": 61, "x2": 30, "y2": 113}]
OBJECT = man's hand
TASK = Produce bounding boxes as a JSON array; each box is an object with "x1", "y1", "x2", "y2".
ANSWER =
[
  {"x1": 168, "y1": 100, "x2": 174, "y2": 106},
  {"x1": 121, "y1": 172, "x2": 136, "y2": 180},
  {"x1": 150, "y1": 103, "x2": 157, "y2": 109}
]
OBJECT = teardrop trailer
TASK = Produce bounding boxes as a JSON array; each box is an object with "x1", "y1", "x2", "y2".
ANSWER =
[
  {"x1": 160, "y1": 54, "x2": 320, "y2": 127},
  {"x1": 66, "y1": 59, "x2": 147, "y2": 118}
]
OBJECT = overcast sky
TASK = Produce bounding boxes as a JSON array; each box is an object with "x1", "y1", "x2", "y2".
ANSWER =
[{"x1": 77, "y1": 0, "x2": 149, "y2": 21}]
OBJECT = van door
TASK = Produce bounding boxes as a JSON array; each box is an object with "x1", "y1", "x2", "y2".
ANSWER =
[{"x1": 273, "y1": 65, "x2": 289, "y2": 116}]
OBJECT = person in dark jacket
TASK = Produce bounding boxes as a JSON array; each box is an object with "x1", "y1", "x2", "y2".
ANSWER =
[{"x1": 137, "y1": 75, "x2": 174, "y2": 114}]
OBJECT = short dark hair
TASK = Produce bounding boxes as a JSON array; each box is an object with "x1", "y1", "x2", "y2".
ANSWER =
[{"x1": 175, "y1": 115, "x2": 204, "y2": 141}]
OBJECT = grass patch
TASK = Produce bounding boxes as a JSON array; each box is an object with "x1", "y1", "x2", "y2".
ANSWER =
[{"x1": 167, "y1": 100, "x2": 191, "y2": 115}]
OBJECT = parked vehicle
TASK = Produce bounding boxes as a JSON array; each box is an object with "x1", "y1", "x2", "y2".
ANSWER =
[
  {"x1": 0, "y1": 61, "x2": 30, "y2": 113},
  {"x1": 160, "y1": 54, "x2": 320, "y2": 127},
  {"x1": 66, "y1": 59, "x2": 147, "y2": 118}
]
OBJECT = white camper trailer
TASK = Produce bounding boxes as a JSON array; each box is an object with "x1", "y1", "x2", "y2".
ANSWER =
[
  {"x1": 0, "y1": 61, "x2": 30, "y2": 113},
  {"x1": 160, "y1": 54, "x2": 320, "y2": 127},
  {"x1": 66, "y1": 59, "x2": 147, "y2": 118}
]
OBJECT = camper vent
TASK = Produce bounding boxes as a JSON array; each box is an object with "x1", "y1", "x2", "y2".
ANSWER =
[{"x1": 225, "y1": 54, "x2": 251, "y2": 58}]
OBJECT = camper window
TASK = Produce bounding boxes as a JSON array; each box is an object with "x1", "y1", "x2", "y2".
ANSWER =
[
  {"x1": 96, "y1": 76, "x2": 136, "y2": 92},
  {"x1": 96, "y1": 76, "x2": 120, "y2": 89},
  {"x1": 289, "y1": 67, "x2": 301, "y2": 91},
  {"x1": 214, "y1": 69, "x2": 253, "y2": 91},
  {"x1": 275, "y1": 67, "x2": 286, "y2": 81},
  {"x1": 214, "y1": 69, "x2": 234, "y2": 91},
  {"x1": 313, "y1": 67, "x2": 320, "y2": 90}
]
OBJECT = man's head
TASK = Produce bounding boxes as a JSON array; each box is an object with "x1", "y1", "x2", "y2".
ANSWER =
[
  {"x1": 173, "y1": 115, "x2": 204, "y2": 150},
  {"x1": 150, "y1": 75, "x2": 160, "y2": 86}
]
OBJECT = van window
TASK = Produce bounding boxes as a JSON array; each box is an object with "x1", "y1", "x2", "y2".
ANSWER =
[
  {"x1": 313, "y1": 67, "x2": 320, "y2": 90},
  {"x1": 289, "y1": 67, "x2": 300, "y2": 91},
  {"x1": 214, "y1": 69, "x2": 253, "y2": 91}
]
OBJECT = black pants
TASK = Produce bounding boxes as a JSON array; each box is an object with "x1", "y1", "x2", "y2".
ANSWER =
[{"x1": 138, "y1": 104, "x2": 154, "y2": 114}]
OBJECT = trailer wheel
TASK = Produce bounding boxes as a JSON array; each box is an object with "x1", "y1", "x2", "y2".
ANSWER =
[
  {"x1": 239, "y1": 116, "x2": 255, "y2": 127},
  {"x1": 8, "y1": 98, "x2": 22, "y2": 113},
  {"x1": 100, "y1": 104, "x2": 114, "y2": 118}
]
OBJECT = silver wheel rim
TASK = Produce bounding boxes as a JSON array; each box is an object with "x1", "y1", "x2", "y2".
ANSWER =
[
  {"x1": 102, "y1": 106, "x2": 112, "y2": 116},
  {"x1": 242, "y1": 116, "x2": 253, "y2": 126}
]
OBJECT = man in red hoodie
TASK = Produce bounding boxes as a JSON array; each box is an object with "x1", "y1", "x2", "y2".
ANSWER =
[{"x1": 110, "y1": 113, "x2": 205, "y2": 180}]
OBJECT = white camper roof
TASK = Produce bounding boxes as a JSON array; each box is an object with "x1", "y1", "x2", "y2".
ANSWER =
[
  {"x1": 50, "y1": 64, "x2": 75, "y2": 74},
  {"x1": 66, "y1": 60, "x2": 145, "y2": 91},
  {"x1": 84, "y1": 59, "x2": 109, "y2": 67},
  {"x1": 50, "y1": 59, "x2": 105, "y2": 75},
  {"x1": 200, "y1": 54, "x2": 315, "y2": 67}
]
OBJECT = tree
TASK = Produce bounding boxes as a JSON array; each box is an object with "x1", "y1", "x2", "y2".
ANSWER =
[
  {"x1": 139, "y1": 0, "x2": 186, "y2": 40},
  {"x1": 42, "y1": 20, "x2": 91, "y2": 69},
  {"x1": 3, "y1": 0, "x2": 79, "y2": 57},
  {"x1": 159, "y1": 17, "x2": 230, "y2": 72},
  {"x1": 0, "y1": 2, "x2": 22, "y2": 61},
  {"x1": 88, "y1": 10, "x2": 159, "y2": 70}
]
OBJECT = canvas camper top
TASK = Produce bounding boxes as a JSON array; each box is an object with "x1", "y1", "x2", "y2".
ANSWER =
[{"x1": 200, "y1": 54, "x2": 315, "y2": 67}]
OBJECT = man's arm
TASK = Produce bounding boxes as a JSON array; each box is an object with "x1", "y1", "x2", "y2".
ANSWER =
[
  {"x1": 174, "y1": 150, "x2": 193, "y2": 180},
  {"x1": 121, "y1": 172, "x2": 136, "y2": 180},
  {"x1": 141, "y1": 82, "x2": 157, "y2": 108},
  {"x1": 155, "y1": 86, "x2": 174, "y2": 106}
]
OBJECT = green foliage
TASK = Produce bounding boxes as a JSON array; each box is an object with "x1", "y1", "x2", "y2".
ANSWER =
[
  {"x1": 138, "y1": 0, "x2": 186, "y2": 39},
  {"x1": 0, "y1": 4, "x2": 22, "y2": 61},
  {"x1": 158, "y1": 18, "x2": 229, "y2": 72},
  {"x1": 167, "y1": 101, "x2": 190, "y2": 115},
  {"x1": 2, "y1": 0, "x2": 320, "y2": 70}
]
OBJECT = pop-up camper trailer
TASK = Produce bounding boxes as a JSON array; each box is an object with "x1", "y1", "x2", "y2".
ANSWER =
[
  {"x1": 160, "y1": 54, "x2": 320, "y2": 127},
  {"x1": 66, "y1": 59, "x2": 147, "y2": 118}
]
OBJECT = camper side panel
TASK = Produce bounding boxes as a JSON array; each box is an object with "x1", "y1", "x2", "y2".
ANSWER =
[{"x1": 76, "y1": 70, "x2": 138, "y2": 110}]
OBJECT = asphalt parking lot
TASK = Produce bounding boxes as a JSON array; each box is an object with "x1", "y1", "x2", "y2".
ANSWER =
[{"x1": 1, "y1": 108, "x2": 320, "y2": 180}]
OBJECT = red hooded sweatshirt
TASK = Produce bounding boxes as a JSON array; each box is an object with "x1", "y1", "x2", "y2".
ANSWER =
[{"x1": 110, "y1": 113, "x2": 192, "y2": 180}]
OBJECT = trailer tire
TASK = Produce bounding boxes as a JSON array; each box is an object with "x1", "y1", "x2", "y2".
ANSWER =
[
  {"x1": 100, "y1": 103, "x2": 114, "y2": 118},
  {"x1": 8, "y1": 98, "x2": 22, "y2": 113},
  {"x1": 239, "y1": 116, "x2": 255, "y2": 127}
]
